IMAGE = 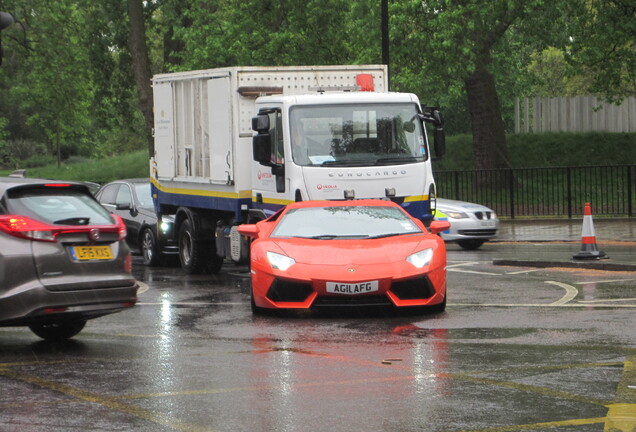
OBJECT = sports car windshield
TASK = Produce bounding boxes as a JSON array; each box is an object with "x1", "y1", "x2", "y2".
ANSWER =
[{"x1": 271, "y1": 206, "x2": 423, "y2": 239}]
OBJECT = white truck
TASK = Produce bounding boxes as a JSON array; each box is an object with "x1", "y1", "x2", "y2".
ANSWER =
[{"x1": 150, "y1": 65, "x2": 445, "y2": 273}]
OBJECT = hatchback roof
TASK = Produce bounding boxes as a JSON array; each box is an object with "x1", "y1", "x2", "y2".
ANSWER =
[{"x1": 0, "y1": 177, "x2": 89, "y2": 193}]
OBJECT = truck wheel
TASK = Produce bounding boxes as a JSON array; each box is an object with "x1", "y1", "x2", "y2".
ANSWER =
[
  {"x1": 206, "y1": 252, "x2": 224, "y2": 274},
  {"x1": 141, "y1": 227, "x2": 161, "y2": 267},
  {"x1": 457, "y1": 239, "x2": 485, "y2": 250},
  {"x1": 178, "y1": 219, "x2": 206, "y2": 274}
]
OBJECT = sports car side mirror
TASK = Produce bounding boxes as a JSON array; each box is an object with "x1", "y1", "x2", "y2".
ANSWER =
[
  {"x1": 428, "y1": 220, "x2": 450, "y2": 234},
  {"x1": 238, "y1": 224, "x2": 259, "y2": 238}
]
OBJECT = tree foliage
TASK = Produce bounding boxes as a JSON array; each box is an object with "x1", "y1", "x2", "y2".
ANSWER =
[{"x1": 0, "y1": 0, "x2": 633, "y2": 170}]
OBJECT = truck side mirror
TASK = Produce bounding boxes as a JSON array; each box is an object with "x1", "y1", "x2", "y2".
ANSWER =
[
  {"x1": 433, "y1": 127, "x2": 446, "y2": 158},
  {"x1": 252, "y1": 114, "x2": 270, "y2": 133},
  {"x1": 252, "y1": 134, "x2": 272, "y2": 166}
]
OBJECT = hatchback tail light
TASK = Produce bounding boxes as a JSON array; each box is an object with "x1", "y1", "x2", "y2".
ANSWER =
[
  {"x1": 0, "y1": 214, "x2": 125, "y2": 242},
  {"x1": 0, "y1": 215, "x2": 59, "y2": 242}
]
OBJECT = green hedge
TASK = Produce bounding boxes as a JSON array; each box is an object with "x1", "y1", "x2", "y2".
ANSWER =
[{"x1": 433, "y1": 132, "x2": 636, "y2": 171}]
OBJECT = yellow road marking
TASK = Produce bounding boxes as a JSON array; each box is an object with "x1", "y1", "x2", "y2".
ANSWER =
[
  {"x1": 0, "y1": 369, "x2": 217, "y2": 432},
  {"x1": 605, "y1": 350, "x2": 636, "y2": 432},
  {"x1": 446, "y1": 417, "x2": 608, "y2": 432}
]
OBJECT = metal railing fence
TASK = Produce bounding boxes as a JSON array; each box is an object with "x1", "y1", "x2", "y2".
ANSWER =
[{"x1": 434, "y1": 165, "x2": 635, "y2": 218}]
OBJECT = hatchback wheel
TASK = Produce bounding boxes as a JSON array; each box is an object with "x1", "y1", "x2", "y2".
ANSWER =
[
  {"x1": 141, "y1": 227, "x2": 161, "y2": 266},
  {"x1": 29, "y1": 320, "x2": 87, "y2": 340}
]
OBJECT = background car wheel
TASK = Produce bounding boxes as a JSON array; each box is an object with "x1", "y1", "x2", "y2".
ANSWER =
[
  {"x1": 457, "y1": 239, "x2": 485, "y2": 250},
  {"x1": 29, "y1": 320, "x2": 87, "y2": 340},
  {"x1": 141, "y1": 227, "x2": 162, "y2": 267},
  {"x1": 178, "y1": 219, "x2": 207, "y2": 274}
]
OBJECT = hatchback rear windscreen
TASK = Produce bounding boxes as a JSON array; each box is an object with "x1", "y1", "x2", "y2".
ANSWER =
[{"x1": 6, "y1": 187, "x2": 114, "y2": 225}]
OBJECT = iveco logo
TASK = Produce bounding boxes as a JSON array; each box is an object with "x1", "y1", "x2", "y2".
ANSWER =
[
  {"x1": 328, "y1": 169, "x2": 408, "y2": 178},
  {"x1": 88, "y1": 229, "x2": 100, "y2": 241}
]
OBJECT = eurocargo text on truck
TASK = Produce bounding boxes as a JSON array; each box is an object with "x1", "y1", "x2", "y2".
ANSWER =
[{"x1": 150, "y1": 65, "x2": 445, "y2": 274}]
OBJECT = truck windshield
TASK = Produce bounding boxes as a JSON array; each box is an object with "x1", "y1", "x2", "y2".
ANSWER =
[{"x1": 289, "y1": 103, "x2": 428, "y2": 167}]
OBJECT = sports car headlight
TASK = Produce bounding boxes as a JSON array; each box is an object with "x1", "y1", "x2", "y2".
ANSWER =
[
  {"x1": 266, "y1": 251, "x2": 296, "y2": 271},
  {"x1": 406, "y1": 248, "x2": 434, "y2": 268}
]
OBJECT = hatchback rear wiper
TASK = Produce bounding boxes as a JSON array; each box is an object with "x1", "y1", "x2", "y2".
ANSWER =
[{"x1": 54, "y1": 217, "x2": 91, "y2": 225}]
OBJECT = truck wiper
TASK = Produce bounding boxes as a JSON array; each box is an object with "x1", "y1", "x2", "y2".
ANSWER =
[
  {"x1": 320, "y1": 160, "x2": 375, "y2": 167},
  {"x1": 374, "y1": 156, "x2": 418, "y2": 165}
]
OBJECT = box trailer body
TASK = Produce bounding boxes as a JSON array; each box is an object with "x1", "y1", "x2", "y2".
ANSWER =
[{"x1": 150, "y1": 65, "x2": 444, "y2": 273}]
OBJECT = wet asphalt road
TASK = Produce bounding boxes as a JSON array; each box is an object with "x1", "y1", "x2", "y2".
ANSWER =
[{"x1": 1, "y1": 243, "x2": 635, "y2": 432}]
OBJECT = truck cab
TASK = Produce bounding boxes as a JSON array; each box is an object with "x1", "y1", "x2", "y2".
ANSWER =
[{"x1": 250, "y1": 92, "x2": 444, "y2": 224}]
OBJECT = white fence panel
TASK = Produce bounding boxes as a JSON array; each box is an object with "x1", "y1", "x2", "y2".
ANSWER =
[{"x1": 515, "y1": 96, "x2": 636, "y2": 133}]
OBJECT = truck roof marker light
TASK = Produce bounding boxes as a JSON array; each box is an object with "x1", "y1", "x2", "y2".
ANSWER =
[
  {"x1": 385, "y1": 188, "x2": 396, "y2": 198},
  {"x1": 356, "y1": 74, "x2": 375, "y2": 92},
  {"x1": 344, "y1": 189, "x2": 355, "y2": 200}
]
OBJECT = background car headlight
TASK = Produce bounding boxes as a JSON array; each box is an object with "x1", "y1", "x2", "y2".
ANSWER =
[
  {"x1": 160, "y1": 216, "x2": 174, "y2": 233},
  {"x1": 406, "y1": 248, "x2": 434, "y2": 268},
  {"x1": 266, "y1": 251, "x2": 296, "y2": 271},
  {"x1": 446, "y1": 211, "x2": 469, "y2": 219}
]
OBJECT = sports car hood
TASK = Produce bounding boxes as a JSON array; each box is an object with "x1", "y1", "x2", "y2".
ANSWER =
[{"x1": 273, "y1": 235, "x2": 431, "y2": 265}]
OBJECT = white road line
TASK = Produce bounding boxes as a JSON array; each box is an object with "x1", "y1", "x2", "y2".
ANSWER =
[
  {"x1": 137, "y1": 281, "x2": 149, "y2": 294},
  {"x1": 446, "y1": 261, "x2": 482, "y2": 268},
  {"x1": 505, "y1": 269, "x2": 544, "y2": 275},
  {"x1": 545, "y1": 281, "x2": 579, "y2": 306},
  {"x1": 450, "y1": 303, "x2": 636, "y2": 308},
  {"x1": 448, "y1": 268, "x2": 501, "y2": 276},
  {"x1": 136, "y1": 302, "x2": 245, "y2": 306},
  {"x1": 576, "y1": 278, "x2": 636, "y2": 285},
  {"x1": 578, "y1": 298, "x2": 636, "y2": 303}
]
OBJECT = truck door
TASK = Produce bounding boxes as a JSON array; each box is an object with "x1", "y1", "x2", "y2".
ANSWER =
[{"x1": 252, "y1": 108, "x2": 292, "y2": 215}]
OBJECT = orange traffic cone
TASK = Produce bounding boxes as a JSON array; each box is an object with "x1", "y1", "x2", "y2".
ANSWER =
[{"x1": 572, "y1": 203, "x2": 606, "y2": 260}]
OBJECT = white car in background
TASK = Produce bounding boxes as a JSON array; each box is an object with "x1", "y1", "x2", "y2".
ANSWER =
[{"x1": 434, "y1": 198, "x2": 499, "y2": 250}]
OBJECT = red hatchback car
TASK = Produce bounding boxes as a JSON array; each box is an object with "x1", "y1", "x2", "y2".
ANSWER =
[{"x1": 238, "y1": 200, "x2": 450, "y2": 314}]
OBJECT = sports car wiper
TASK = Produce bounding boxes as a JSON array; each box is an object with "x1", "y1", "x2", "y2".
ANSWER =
[
  {"x1": 53, "y1": 217, "x2": 91, "y2": 225},
  {"x1": 366, "y1": 232, "x2": 409, "y2": 239},
  {"x1": 303, "y1": 234, "x2": 370, "y2": 240}
]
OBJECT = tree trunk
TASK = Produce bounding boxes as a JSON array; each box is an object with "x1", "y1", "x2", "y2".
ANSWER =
[
  {"x1": 127, "y1": 0, "x2": 154, "y2": 157},
  {"x1": 465, "y1": 64, "x2": 511, "y2": 172}
]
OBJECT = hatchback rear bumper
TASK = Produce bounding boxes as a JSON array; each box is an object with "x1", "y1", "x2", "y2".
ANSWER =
[{"x1": 0, "y1": 281, "x2": 138, "y2": 326}]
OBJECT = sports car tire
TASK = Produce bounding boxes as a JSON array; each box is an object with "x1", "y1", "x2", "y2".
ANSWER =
[
  {"x1": 428, "y1": 295, "x2": 446, "y2": 313},
  {"x1": 457, "y1": 239, "x2": 485, "y2": 250},
  {"x1": 29, "y1": 320, "x2": 87, "y2": 340},
  {"x1": 141, "y1": 227, "x2": 162, "y2": 267}
]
